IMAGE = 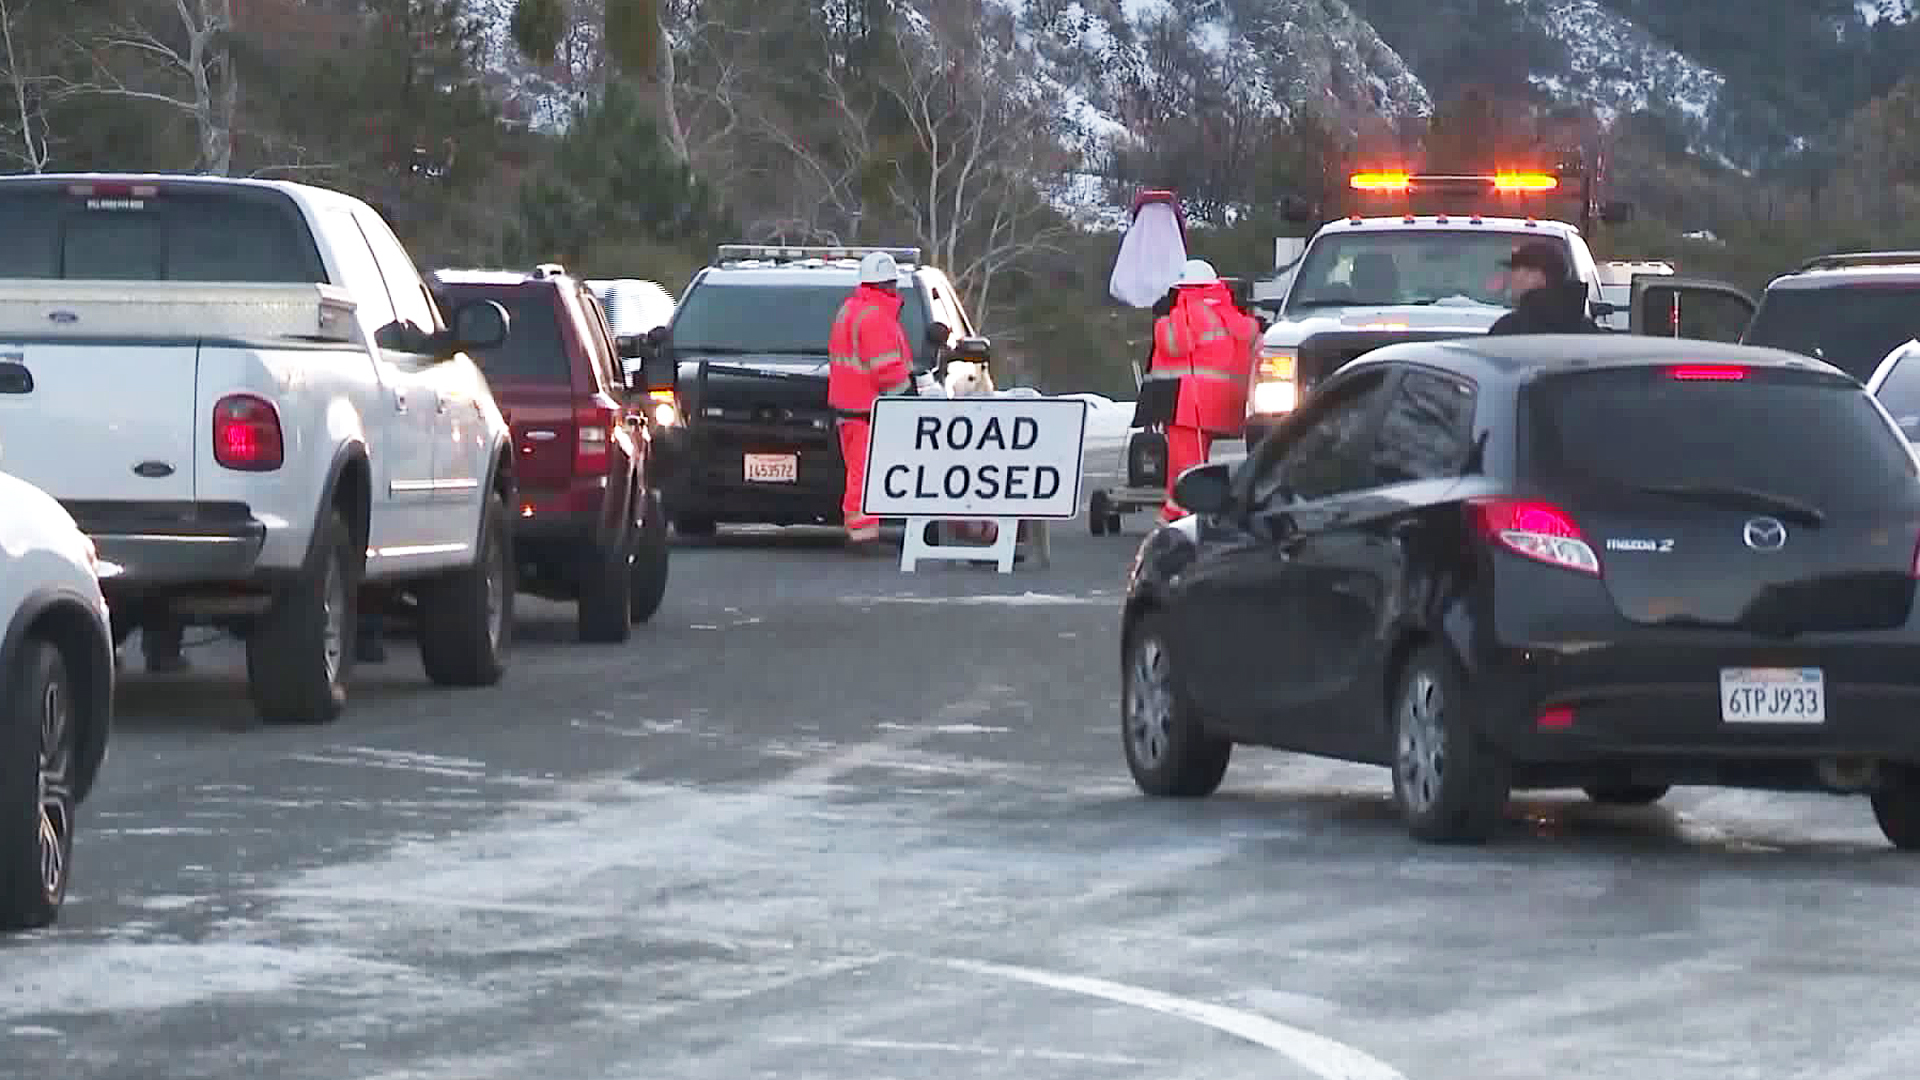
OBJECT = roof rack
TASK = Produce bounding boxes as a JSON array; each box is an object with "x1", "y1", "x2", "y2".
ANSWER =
[
  {"x1": 1798, "y1": 251, "x2": 1920, "y2": 272},
  {"x1": 714, "y1": 244, "x2": 921, "y2": 268}
]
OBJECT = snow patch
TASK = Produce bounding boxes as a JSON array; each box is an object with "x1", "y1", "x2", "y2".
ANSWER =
[{"x1": 0, "y1": 943, "x2": 420, "y2": 1020}]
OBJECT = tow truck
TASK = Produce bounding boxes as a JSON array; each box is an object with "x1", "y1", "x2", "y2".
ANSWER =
[{"x1": 1243, "y1": 163, "x2": 1635, "y2": 446}]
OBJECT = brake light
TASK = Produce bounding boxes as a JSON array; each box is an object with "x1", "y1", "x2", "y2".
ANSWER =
[
  {"x1": 574, "y1": 401, "x2": 618, "y2": 474},
  {"x1": 212, "y1": 394, "x2": 284, "y2": 471},
  {"x1": 1465, "y1": 497, "x2": 1599, "y2": 575},
  {"x1": 1669, "y1": 364, "x2": 1746, "y2": 381},
  {"x1": 67, "y1": 181, "x2": 159, "y2": 198}
]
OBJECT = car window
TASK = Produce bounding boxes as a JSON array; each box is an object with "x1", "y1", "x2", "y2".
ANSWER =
[
  {"x1": 1744, "y1": 282, "x2": 1920, "y2": 382},
  {"x1": 1371, "y1": 369, "x2": 1476, "y2": 484},
  {"x1": 575, "y1": 289, "x2": 623, "y2": 391},
  {"x1": 437, "y1": 284, "x2": 570, "y2": 385},
  {"x1": 1525, "y1": 365, "x2": 1918, "y2": 511},
  {"x1": 324, "y1": 211, "x2": 399, "y2": 333},
  {"x1": 356, "y1": 211, "x2": 439, "y2": 331},
  {"x1": 0, "y1": 184, "x2": 326, "y2": 281},
  {"x1": 1249, "y1": 370, "x2": 1391, "y2": 505},
  {"x1": 1876, "y1": 352, "x2": 1920, "y2": 441},
  {"x1": 672, "y1": 281, "x2": 929, "y2": 356}
]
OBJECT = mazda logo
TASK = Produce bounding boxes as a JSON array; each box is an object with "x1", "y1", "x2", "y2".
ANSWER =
[{"x1": 1743, "y1": 516, "x2": 1787, "y2": 551}]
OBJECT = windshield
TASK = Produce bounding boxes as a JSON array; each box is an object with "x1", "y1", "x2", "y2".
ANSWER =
[
  {"x1": 1285, "y1": 231, "x2": 1557, "y2": 315},
  {"x1": 435, "y1": 284, "x2": 569, "y2": 385},
  {"x1": 671, "y1": 280, "x2": 930, "y2": 359},
  {"x1": 1744, "y1": 281, "x2": 1920, "y2": 382},
  {"x1": 0, "y1": 185, "x2": 325, "y2": 281},
  {"x1": 1526, "y1": 366, "x2": 1917, "y2": 511}
]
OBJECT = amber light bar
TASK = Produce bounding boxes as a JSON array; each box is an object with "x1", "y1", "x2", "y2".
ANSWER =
[{"x1": 1349, "y1": 172, "x2": 1560, "y2": 192}]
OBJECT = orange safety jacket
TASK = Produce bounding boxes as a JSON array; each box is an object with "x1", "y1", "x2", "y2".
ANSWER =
[
  {"x1": 827, "y1": 284, "x2": 914, "y2": 417},
  {"x1": 1149, "y1": 282, "x2": 1260, "y2": 435}
]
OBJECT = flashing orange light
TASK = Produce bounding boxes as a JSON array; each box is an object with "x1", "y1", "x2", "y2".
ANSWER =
[
  {"x1": 1492, "y1": 172, "x2": 1559, "y2": 192},
  {"x1": 1349, "y1": 172, "x2": 1411, "y2": 190}
]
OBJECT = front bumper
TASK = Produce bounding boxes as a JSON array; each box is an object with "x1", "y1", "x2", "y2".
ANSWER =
[
  {"x1": 63, "y1": 500, "x2": 267, "y2": 591},
  {"x1": 664, "y1": 421, "x2": 844, "y2": 525}
]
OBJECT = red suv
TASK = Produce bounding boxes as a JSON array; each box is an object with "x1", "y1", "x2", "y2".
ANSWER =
[{"x1": 430, "y1": 264, "x2": 669, "y2": 642}]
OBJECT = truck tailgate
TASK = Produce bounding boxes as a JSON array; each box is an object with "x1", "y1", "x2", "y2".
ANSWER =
[{"x1": 0, "y1": 340, "x2": 199, "y2": 501}]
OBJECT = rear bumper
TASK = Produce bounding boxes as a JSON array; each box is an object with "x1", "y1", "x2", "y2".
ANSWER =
[{"x1": 63, "y1": 501, "x2": 267, "y2": 591}]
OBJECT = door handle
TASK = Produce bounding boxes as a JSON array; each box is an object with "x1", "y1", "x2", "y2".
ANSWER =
[
  {"x1": 0, "y1": 361, "x2": 30, "y2": 394},
  {"x1": 436, "y1": 394, "x2": 450, "y2": 414},
  {"x1": 392, "y1": 388, "x2": 408, "y2": 412}
]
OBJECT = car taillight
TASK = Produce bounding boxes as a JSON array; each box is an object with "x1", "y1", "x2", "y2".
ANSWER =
[
  {"x1": 574, "y1": 402, "x2": 617, "y2": 474},
  {"x1": 213, "y1": 394, "x2": 284, "y2": 471},
  {"x1": 1669, "y1": 364, "x2": 1746, "y2": 381},
  {"x1": 1465, "y1": 497, "x2": 1599, "y2": 575}
]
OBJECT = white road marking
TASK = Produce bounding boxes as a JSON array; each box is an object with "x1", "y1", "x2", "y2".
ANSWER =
[
  {"x1": 876, "y1": 722, "x2": 1011, "y2": 734},
  {"x1": 761, "y1": 1035, "x2": 1161, "y2": 1065},
  {"x1": 938, "y1": 957, "x2": 1409, "y2": 1080}
]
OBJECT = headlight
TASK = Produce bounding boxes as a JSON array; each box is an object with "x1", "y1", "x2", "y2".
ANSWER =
[
  {"x1": 649, "y1": 390, "x2": 680, "y2": 426},
  {"x1": 1249, "y1": 348, "x2": 1298, "y2": 415},
  {"x1": 1251, "y1": 380, "x2": 1297, "y2": 414}
]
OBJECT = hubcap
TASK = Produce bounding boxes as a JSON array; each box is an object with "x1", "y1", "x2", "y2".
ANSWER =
[
  {"x1": 485, "y1": 537, "x2": 505, "y2": 649},
  {"x1": 1126, "y1": 637, "x2": 1174, "y2": 767},
  {"x1": 322, "y1": 555, "x2": 346, "y2": 683},
  {"x1": 37, "y1": 673, "x2": 73, "y2": 899},
  {"x1": 1396, "y1": 670, "x2": 1446, "y2": 814}
]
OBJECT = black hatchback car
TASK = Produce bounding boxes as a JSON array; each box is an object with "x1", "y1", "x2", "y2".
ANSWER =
[{"x1": 1121, "y1": 334, "x2": 1920, "y2": 846}]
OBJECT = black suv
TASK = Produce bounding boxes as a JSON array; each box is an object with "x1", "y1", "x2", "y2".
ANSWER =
[
  {"x1": 431, "y1": 264, "x2": 669, "y2": 641},
  {"x1": 630, "y1": 244, "x2": 989, "y2": 534},
  {"x1": 1125, "y1": 334, "x2": 1920, "y2": 847},
  {"x1": 1627, "y1": 251, "x2": 1920, "y2": 382}
]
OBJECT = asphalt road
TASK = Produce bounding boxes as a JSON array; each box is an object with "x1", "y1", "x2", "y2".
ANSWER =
[{"x1": 4, "y1": 432, "x2": 1916, "y2": 1080}]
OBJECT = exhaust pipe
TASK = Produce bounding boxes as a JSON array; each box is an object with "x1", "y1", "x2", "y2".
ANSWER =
[{"x1": 1817, "y1": 756, "x2": 1881, "y2": 793}]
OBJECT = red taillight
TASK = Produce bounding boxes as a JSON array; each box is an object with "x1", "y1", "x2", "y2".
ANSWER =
[
  {"x1": 212, "y1": 394, "x2": 283, "y2": 471},
  {"x1": 1465, "y1": 497, "x2": 1600, "y2": 575},
  {"x1": 574, "y1": 402, "x2": 618, "y2": 475},
  {"x1": 1536, "y1": 706, "x2": 1575, "y2": 730},
  {"x1": 1669, "y1": 364, "x2": 1746, "y2": 381}
]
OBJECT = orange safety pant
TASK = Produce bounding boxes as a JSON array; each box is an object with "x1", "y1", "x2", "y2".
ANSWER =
[
  {"x1": 837, "y1": 418, "x2": 880, "y2": 538},
  {"x1": 1161, "y1": 424, "x2": 1212, "y2": 522}
]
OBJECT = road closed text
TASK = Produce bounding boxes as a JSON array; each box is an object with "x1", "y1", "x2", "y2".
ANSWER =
[{"x1": 861, "y1": 397, "x2": 1089, "y2": 520}]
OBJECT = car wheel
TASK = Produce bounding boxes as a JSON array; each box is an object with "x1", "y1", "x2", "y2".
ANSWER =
[
  {"x1": 1870, "y1": 770, "x2": 1920, "y2": 850},
  {"x1": 0, "y1": 640, "x2": 77, "y2": 931},
  {"x1": 1122, "y1": 615, "x2": 1231, "y2": 798},
  {"x1": 577, "y1": 524, "x2": 634, "y2": 645},
  {"x1": 418, "y1": 492, "x2": 513, "y2": 687},
  {"x1": 1089, "y1": 491, "x2": 1110, "y2": 536},
  {"x1": 1584, "y1": 784, "x2": 1669, "y2": 806},
  {"x1": 246, "y1": 509, "x2": 356, "y2": 724},
  {"x1": 1390, "y1": 645, "x2": 1510, "y2": 844},
  {"x1": 628, "y1": 488, "x2": 670, "y2": 623}
]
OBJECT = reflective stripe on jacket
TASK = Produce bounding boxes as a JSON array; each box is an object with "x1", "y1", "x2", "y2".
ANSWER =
[
  {"x1": 1148, "y1": 282, "x2": 1260, "y2": 434},
  {"x1": 828, "y1": 284, "x2": 914, "y2": 416}
]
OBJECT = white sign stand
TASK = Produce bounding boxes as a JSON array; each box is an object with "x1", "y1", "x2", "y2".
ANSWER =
[{"x1": 862, "y1": 396, "x2": 1088, "y2": 575}]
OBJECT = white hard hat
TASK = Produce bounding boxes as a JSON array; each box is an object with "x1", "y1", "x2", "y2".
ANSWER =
[
  {"x1": 1175, "y1": 258, "x2": 1219, "y2": 287},
  {"x1": 859, "y1": 251, "x2": 899, "y2": 285}
]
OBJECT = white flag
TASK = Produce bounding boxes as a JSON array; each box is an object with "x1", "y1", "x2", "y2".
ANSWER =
[{"x1": 1109, "y1": 199, "x2": 1188, "y2": 308}]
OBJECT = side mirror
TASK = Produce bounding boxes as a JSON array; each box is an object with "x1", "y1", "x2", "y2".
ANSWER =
[
  {"x1": 1600, "y1": 200, "x2": 1634, "y2": 225},
  {"x1": 451, "y1": 299, "x2": 509, "y2": 352},
  {"x1": 925, "y1": 322, "x2": 951, "y2": 347},
  {"x1": 644, "y1": 325, "x2": 669, "y2": 347},
  {"x1": 1590, "y1": 300, "x2": 1619, "y2": 318},
  {"x1": 1279, "y1": 195, "x2": 1316, "y2": 225},
  {"x1": 951, "y1": 335, "x2": 991, "y2": 363},
  {"x1": 1171, "y1": 461, "x2": 1234, "y2": 515},
  {"x1": 615, "y1": 333, "x2": 647, "y2": 359}
]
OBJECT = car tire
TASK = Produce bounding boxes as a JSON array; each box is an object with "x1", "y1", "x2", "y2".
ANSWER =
[
  {"x1": 1584, "y1": 784, "x2": 1669, "y2": 806},
  {"x1": 1870, "y1": 771, "x2": 1920, "y2": 850},
  {"x1": 247, "y1": 509, "x2": 357, "y2": 724},
  {"x1": 0, "y1": 639, "x2": 78, "y2": 931},
  {"x1": 1122, "y1": 615, "x2": 1231, "y2": 798},
  {"x1": 418, "y1": 492, "x2": 512, "y2": 687},
  {"x1": 628, "y1": 488, "x2": 670, "y2": 624},
  {"x1": 1390, "y1": 645, "x2": 1510, "y2": 844},
  {"x1": 577, "y1": 525, "x2": 634, "y2": 645},
  {"x1": 1089, "y1": 491, "x2": 1110, "y2": 536}
]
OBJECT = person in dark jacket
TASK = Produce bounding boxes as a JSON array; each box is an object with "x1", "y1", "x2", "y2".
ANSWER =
[{"x1": 1487, "y1": 241, "x2": 1600, "y2": 335}]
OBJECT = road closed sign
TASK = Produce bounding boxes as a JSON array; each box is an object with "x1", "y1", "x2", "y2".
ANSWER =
[{"x1": 862, "y1": 396, "x2": 1088, "y2": 520}]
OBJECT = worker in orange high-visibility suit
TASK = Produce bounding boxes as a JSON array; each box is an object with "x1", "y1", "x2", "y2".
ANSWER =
[
  {"x1": 1149, "y1": 259, "x2": 1260, "y2": 522},
  {"x1": 828, "y1": 251, "x2": 915, "y2": 547}
]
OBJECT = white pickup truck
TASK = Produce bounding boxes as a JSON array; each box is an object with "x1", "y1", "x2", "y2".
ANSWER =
[{"x1": 0, "y1": 174, "x2": 519, "y2": 724}]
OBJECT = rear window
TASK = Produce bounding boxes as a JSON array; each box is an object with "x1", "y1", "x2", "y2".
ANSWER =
[
  {"x1": 671, "y1": 281, "x2": 929, "y2": 359},
  {"x1": 436, "y1": 285, "x2": 570, "y2": 385},
  {"x1": 1744, "y1": 282, "x2": 1920, "y2": 382},
  {"x1": 1525, "y1": 365, "x2": 1918, "y2": 511},
  {"x1": 0, "y1": 184, "x2": 325, "y2": 281}
]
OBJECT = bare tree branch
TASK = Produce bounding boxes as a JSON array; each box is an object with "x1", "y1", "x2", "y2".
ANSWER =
[
  {"x1": 0, "y1": 0, "x2": 53, "y2": 170},
  {"x1": 71, "y1": 0, "x2": 236, "y2": 172}
]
